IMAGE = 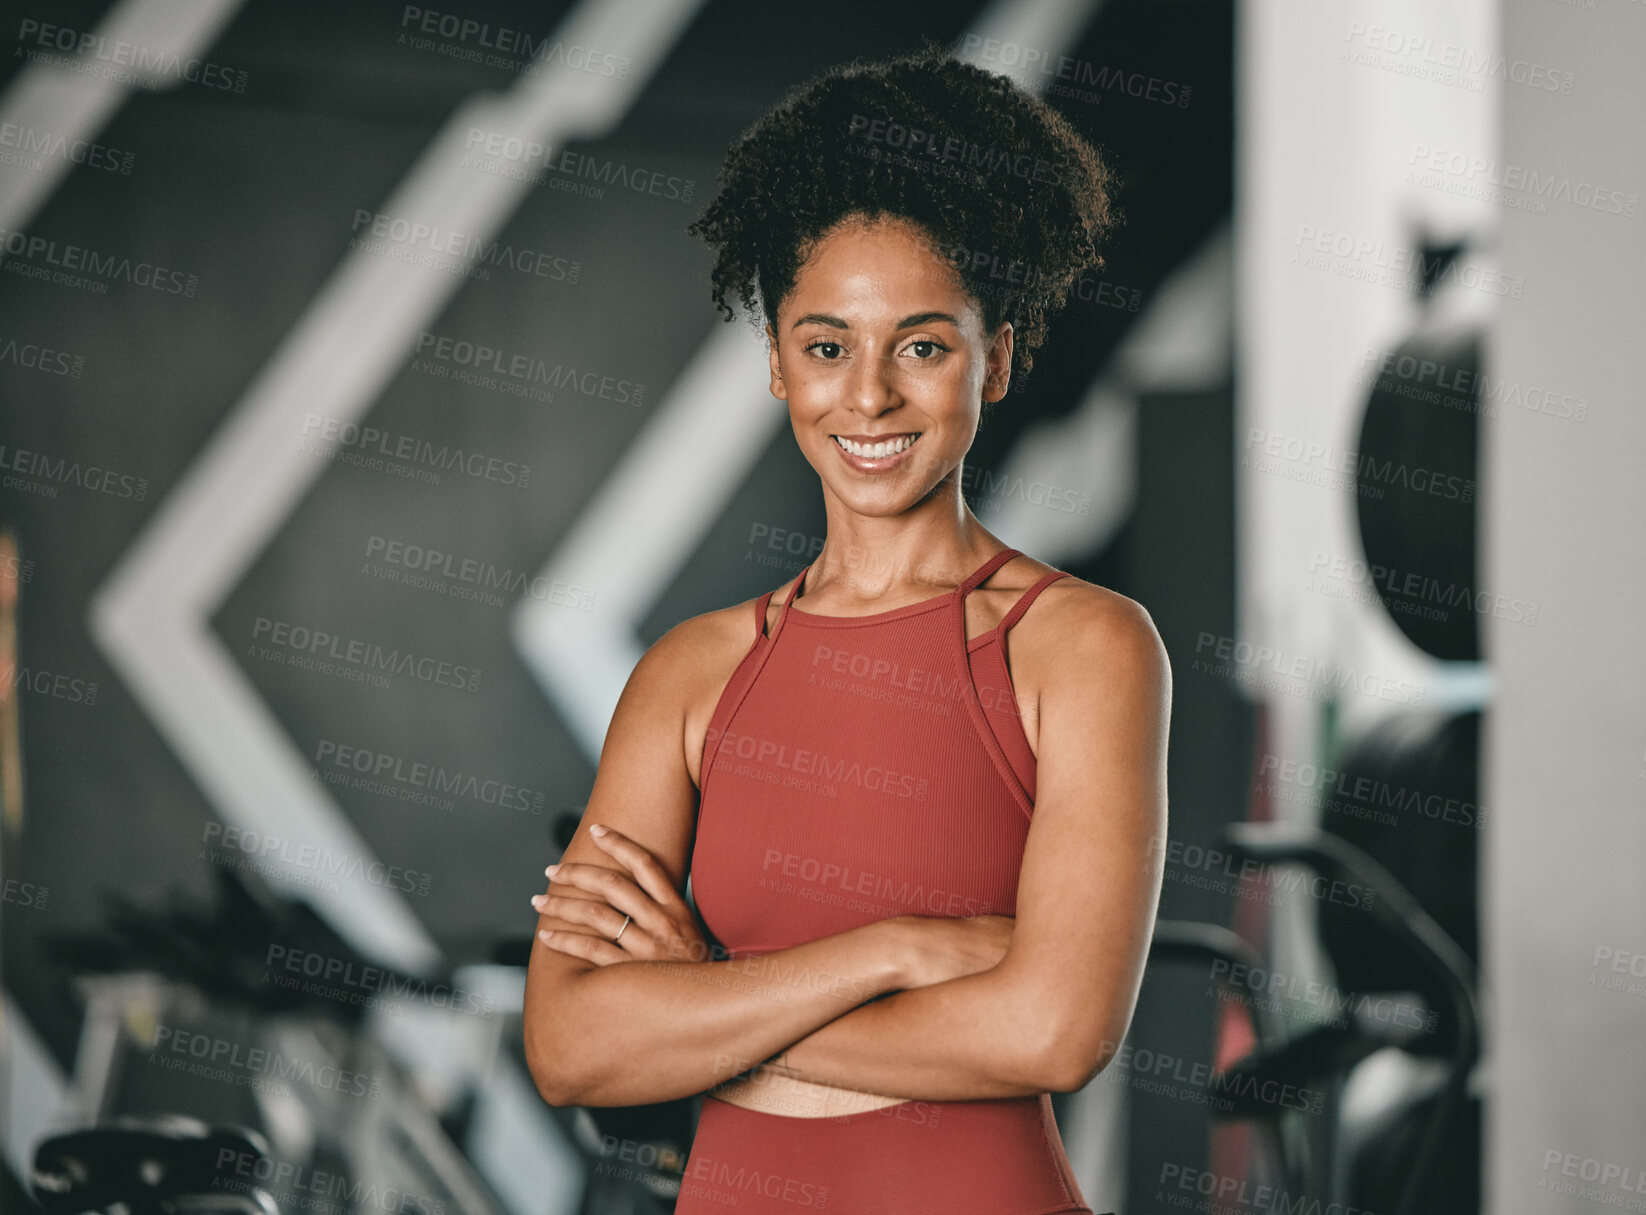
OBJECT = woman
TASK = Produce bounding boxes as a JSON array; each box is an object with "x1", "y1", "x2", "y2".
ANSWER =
[{"x1": 523, "y1": 46, "x2": 1170, "y2": 1214}]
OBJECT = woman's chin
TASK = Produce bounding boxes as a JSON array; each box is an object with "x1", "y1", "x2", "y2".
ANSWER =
[
  {"x1": 823, "y1": 482, "x2": 930, "y2": 516},
  {"x1": 811, "y1": 449, "x2": 958, "y2": 507}
]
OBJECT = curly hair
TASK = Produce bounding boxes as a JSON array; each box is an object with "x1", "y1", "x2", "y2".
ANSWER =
[{"x1": 686, "y1": 43, "x2": 1120, "y2": 378}]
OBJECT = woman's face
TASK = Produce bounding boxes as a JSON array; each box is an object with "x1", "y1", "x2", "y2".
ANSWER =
[{"x1": 766, "y1": 215, "x2": 1013, "y2": 518}]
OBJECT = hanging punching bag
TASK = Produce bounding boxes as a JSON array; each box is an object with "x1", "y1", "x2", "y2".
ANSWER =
[{"x1": 1353, "y1": 242, "x2": 1483, "y2": 662}]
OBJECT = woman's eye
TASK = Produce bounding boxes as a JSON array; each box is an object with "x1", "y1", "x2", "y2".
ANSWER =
[
  {"x1": 804, "y1": 340, "x2": 843, "y2": 359},
  {"x1": 907, "y1": 340, "x2": 946, "y2": 359}
]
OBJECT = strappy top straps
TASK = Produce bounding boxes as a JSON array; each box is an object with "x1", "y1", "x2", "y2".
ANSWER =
[
  {"x1": 755, "y1": 546, "x2": 1050, "y2": 639},
  {"x1": 998, "y1": 570, "x2": 1072, "y2": 634},
  {"x1": 752, "y1": 589, "x2": 777, "y2": 641},
  {"x1": 959, "y1": 547, "x2": 1023, "y2": 595},
  {"x1": 958, "y1": 552, "x2": 1072, "y2": 653},
  {"x1": 957, "y1": 547, "x2": 1072, "y2": 627},
  {"x1": 764, "y1": 558, "x2": 816, "y2": 638}
]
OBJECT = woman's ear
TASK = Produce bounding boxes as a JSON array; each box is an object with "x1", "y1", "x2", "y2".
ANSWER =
[
  {"x1": 766, "y1": 323, "x2": 787, "y2": 400},
  {"x1": 983, "y1": 322, "x2": 1014, "y2": 402}
]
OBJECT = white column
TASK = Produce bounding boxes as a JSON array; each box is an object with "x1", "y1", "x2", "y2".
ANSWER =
[{"x1": 1484, "y1": 3, "x2": 1646, "y2": 1211}]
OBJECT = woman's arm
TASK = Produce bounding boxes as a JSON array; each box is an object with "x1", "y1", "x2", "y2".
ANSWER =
[
  {"x1": 523, "y1": 612, "x2": 928, "y2": 1108},
  {"x1": 760, "y1": 591, "x2": 1173, "y2": 1100}
]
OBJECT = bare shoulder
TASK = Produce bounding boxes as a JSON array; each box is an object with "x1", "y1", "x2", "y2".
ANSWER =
[
  {"x1": 637, "y1": 576, "x2": 803, "y2": 789},
  {"x1": 635, "y1": 598, "x2": 749, "y2": 682},
  {"x1": 631, "y1": 566, "x2": 796, "y2": 676},
  {"x1": 1033, "y1": 574, "x2": 1164, "y2": 651},
  {"x1": 1008, "y1": 570, "x2": 1171, "y2": 702}
]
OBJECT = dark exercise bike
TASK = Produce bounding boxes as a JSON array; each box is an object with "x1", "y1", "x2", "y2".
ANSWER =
[
  {"x1": 1149, "y1": 812, "x2": 1482, "y2": 1215},
  {"x1": 25, "y1": 862, "x2": 507, "y2": 1215},
  {"x1": 31, "y1": 1116, "x2": 279, "y2": 1215}
]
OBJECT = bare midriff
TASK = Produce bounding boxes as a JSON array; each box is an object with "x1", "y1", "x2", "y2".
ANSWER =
[{"x1": 708, "y1": 1064, "x2": 908, "y2": 1118}]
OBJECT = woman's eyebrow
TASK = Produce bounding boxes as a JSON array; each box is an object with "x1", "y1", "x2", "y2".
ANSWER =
[
  {"x1": 791, "y1": 313, "x2": 849, "y2": 330},
  {"x1": 896, "y1": 311, "x2": 961, "y2": 329},
  {"x1": 790, "y1": 311, "x2": 961, "y2": 330}
]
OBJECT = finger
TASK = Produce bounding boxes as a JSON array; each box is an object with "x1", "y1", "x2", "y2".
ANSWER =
[
  {"x1": 537, "y1": 928, "x2": 631, "y2": 967},
  {"x1": 586, "y1": 825, "x2": 688, "y2": 908},
  {"x1": 545, "y1": 861, "x2": 641, "y2": 902},
  {"x1": 545, "y1": 863, "x2": 673, "y2": 939},
  {"x1": 531, "y1": 893, "x2": 631, "y2": 939},
  {"x1": 537, "y1": 905, "x2": 662, "y2": 965}
]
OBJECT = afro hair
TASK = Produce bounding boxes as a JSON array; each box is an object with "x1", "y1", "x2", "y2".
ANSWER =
[{"x1": 687, "y1": 43, "x2": 1121, "y2": 378}]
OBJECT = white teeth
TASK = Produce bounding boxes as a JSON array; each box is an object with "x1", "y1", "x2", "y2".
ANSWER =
[{"x1": 833, "y1": 433, "x2": 919, "y2": 458}]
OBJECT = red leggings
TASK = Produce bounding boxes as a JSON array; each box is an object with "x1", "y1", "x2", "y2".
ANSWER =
[{"x1": 674, "y1": 1094, "x2": 1093, "y2": 1214}]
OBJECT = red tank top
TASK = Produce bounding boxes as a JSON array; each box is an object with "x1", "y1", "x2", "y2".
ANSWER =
[{"x1": 690, "y1": 547, "x2": 1070, "y2": 957}]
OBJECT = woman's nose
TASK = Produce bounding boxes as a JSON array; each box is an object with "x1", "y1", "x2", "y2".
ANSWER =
[{"x1": 848, "y1": 351, "x2": 899, "y2": 412}]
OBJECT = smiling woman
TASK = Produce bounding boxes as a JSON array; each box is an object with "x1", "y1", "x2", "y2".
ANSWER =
[{"x1": 522, "y1": 44, "x2": 1168, "y2": 1215}]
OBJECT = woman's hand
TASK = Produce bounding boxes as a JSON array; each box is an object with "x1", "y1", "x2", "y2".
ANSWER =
[
  {"x1": 530, "y1": 824, "x2": 710, "y2": 967},
  {"x1": 890, "y1": 913, "x2": 1016, "y2": 989}
]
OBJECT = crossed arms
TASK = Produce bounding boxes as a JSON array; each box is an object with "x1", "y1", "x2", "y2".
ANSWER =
[{"x1": 521, "y1": 586, "x2": 1170, "y2": 1108}]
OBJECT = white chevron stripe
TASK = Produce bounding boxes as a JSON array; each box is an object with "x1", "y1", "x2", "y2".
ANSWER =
[
  {"x1": 0, "y1": 0, "x2": 246, "y2": 235},
  {"x1": 510, "y1": 322, "x2": 776, "y2": 758},
  {"x1": 0, "y1": 994, "x2": 73, "y2": 1182},
  {"x1": 85, "y1": 4, "x2": 702, "y2": 1211},
  {"x1": 90, "y1": 0, "x2": 701, "y2": 973}
]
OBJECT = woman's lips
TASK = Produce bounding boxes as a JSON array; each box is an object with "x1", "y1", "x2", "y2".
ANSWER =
[{"x1": 830, "y1": 432, "x2": 922, "y2": 471}]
